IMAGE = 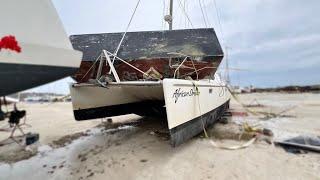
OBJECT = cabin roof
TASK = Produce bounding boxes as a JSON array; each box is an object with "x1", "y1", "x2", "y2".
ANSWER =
[{"x1": 70, "y1": 28, "x2": 224, "y2": 61}]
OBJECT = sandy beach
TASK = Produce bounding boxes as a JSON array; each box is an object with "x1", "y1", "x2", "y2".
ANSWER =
[{"x1": 0, "y1": 92, "x2": 319, "y2": 180}]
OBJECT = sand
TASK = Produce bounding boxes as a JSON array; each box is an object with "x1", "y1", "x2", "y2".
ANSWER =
[{"x1": 0, "y1": 92, "x2": 319, "y2": 180}]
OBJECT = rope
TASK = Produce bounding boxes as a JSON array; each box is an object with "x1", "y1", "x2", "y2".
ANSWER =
[
  {"x1": 189, "y1": 58, "x2": 199, "y2": 80},
  {"x1": 226, "y1": 86, "x2": 258, "y2": 115},
  {"x1": 208, "y1": 137, "x2": 257, "y2": 150},
  {"x1": 79, "y1": 54, "x2": 101, "y2": 82},
  {"x1": 179, "y1": 67, "x2": 217, "y2": 79},
  {"x1": 104, "y1": 50, "x2": 161, "y2": 80},
  {"x1": 193, "y1": 80, "x2": 256, "y2": 150},
  {"x1": 194, "y1": 82, "x2": 209, "y2": 138}
]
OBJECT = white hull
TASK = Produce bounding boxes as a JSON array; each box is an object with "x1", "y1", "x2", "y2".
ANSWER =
[
  {"x1": 163, "y1": 79, "x2": 230, "y2": 129},
  {"x1": 0, "y1": 0, "x2": 82, "y2": 67},
  {"x1": 0, "y1": 0, "x2": 82, "y2": 96},
  {"x1": 70, "y1": 77, "x2": 231, "y2": 146}
]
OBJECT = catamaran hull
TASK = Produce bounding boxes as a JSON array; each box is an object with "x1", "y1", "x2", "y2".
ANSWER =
[
  {"x1": 169, "y1": 100, "x2": 229, "y2": 146},
  {"x1": 71, "y1": 82, "x2": 164, "y2": 120},
  {"x1": 163, "y1": 79, "x2": 230, "y2": 146},
  {"x1": 70, "y1": 78, "x2": 230, "y2": 146}
]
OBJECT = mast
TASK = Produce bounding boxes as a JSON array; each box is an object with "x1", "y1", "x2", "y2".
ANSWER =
[
  {"x1": 165, "y1": 0, "x2": 173, "y2": 30},
  {"x1": 169, "y1": 0, "x2": 173, "y2": 30}
]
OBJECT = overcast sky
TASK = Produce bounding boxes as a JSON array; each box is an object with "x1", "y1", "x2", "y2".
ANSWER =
[{"x1": 30, "y1": 0, "x2": 320, "y2": 94}]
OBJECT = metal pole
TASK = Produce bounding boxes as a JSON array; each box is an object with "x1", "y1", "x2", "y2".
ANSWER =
[
  {"x1": 169, "y1": 0, "x2": 173, "y2": 30},
  {"x1": 103, "y1": 50, "x2": 121, "y2": 83}
]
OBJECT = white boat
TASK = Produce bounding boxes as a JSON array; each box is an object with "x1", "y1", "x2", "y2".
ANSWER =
[
  {"x1": 0, "y1": 0, "x2": 82, "y2": 96},
  {"x1": 69, "y1": 0, "x2": 231, "y2": 146},
  {"x1": 70, "y1": 50, "x2": 230, "y2": 146}
]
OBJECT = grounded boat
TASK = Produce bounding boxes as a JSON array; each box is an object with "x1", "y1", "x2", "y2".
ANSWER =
[
  {"x1": 69, "y1": 0, "x2": 231, "y2": 146},
  {"x1": 0, "y1": 0, "x2": 82, "y2": 96}
]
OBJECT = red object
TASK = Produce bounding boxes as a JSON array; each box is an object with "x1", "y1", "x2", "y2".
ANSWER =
[{"x1": 0, "y1": 35, "x2": 21, "y2": 53}]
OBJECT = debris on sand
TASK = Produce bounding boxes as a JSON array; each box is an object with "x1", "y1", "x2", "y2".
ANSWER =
[
  {"x1": 0, "y1": 134, "x2": 39, "y2": 163},
  {"x1": 258, "y1": 111, "x2": 296, "y2": 120},
  {"x1": 208, "y1": 122, "x2": 248, "y2": 140},
  {"x1": 26, "y1": 133, "x2": 40, "y2": 146},
  {"x1": 275, "y1": 136, "x2": 320, "y2": 154},
  {"x1": 96, "y1": 121, "x2": 139, "y2": 131},
  {"x1": 207, "y1": 121, "x2": 274, "y2": 145},
  {"x1": 218, "y1": 117, "x2": 229, "y2": 124},
  {"x1": 0, "y1": 147, "x2": 37, "y2": 163},
  {"x1": 244, "y1": 104, "x2": 265, "y2": 108},
  {"x1": 151, "y1": 130, "x2": 170, "y2": 141},
  {"x1": 244, "y1": 99, "x2": 265, "y2": 108},
  {"x1": 50, "y1": 132, "x2": 89, "y2": 148},
  {"x1": 140, "y1": 159, "x2": 148, "y2": 163},
  {"x1": 87, "y1": 172, "x2": 94, "y2": 178},
  {"x1": 243, "y1": 122, "x2": 273, "y2": 137},
  {"x1": 230, "y1": 111, "x2": 249, "y2": 117}
]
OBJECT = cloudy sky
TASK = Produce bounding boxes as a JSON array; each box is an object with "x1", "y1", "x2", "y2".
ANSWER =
[{"x1": 30, "y1": 0, "x2": 320, "y2": 94}]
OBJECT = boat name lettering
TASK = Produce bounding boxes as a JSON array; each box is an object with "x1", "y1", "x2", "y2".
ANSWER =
[{"x1": 172, "y1": 88, "x2": 200, "y2": 103}]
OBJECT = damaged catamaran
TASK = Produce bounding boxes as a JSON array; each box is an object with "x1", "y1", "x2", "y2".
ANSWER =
[{"x1": 69, "y1": 1, "x2": 231, "y2": 146}]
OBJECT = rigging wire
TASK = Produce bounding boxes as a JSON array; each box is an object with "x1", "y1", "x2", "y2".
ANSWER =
[
  {"x1": 177, "y1": 0, "x2": 188, "y2": 29},
  {"x1": 79, "y1": 54, "x2": 101, "y2": 82},
  {"x1": 183, "y1": 0, "x2": 187, "y2": 28},
  {"x1": 211, "y1": 0, "x2": 229, "y2": 84},
  {"x1": 202, "y1": 0, "x2": 211, "y2": 27},
  {"x1": 212, "y1": 0, "x2": 225, "y2": 45},
  {"x1": 184, "y1": 0, "x2": 188, "y2": 28},
  {"x1": 177, "y1": 0, "x2": 194, "y2": 28},
  {"x1": 177, "y1": 0, "x2": 184, "y2": 28},
  {"x1": 110, "y1": 0, "x2": 142, "y2": 68},
  {"x1": 179, "y1": 0, "x2": 188, "y2": 28},
  {"x1": 162, "y1": 0, "x2": 166, "y2": 30},
  {"x1": 198, "y1": 0, "x2": 208, "y2": 28},
  {"x1": 84, "y1": 0, "x2": 142, "y2": 79}
]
